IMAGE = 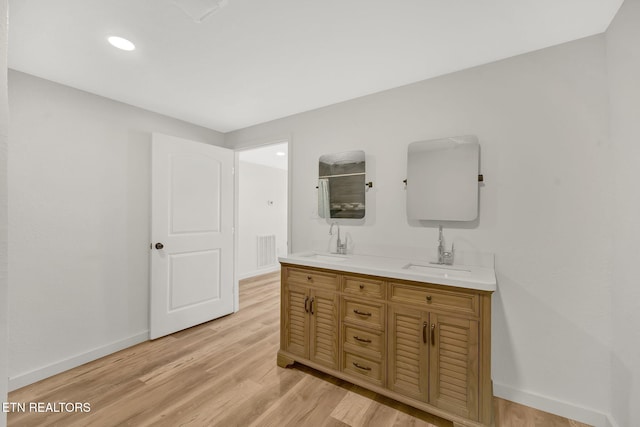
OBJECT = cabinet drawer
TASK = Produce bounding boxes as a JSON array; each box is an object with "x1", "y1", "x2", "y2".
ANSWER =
[
  {"x1": 343, "y1": 324, "x2": 384, "y2": 358},
  {"x1": 343, "y1": 351, "x2": 384, "y2": 386},
  {"x1": 285, "y1": 267, "x2": 339, "y2": 290},
  {"x1": 342, "y1": 298, "x2": 385, "y2": 330},
  {"x1": 390, "y1": 283, "x2": 479, "y2": 316},
  {"x1": 343, "y1": 275, "x2": 385, "y2": 299}
]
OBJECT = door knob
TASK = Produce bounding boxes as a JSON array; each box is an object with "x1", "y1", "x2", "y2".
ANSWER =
[{"x1": 155, "y1": 242, "x2": 164, "y2": 250}]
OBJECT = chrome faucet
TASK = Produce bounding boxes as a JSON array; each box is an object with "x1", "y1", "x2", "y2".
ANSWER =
[
  {"x1": 433, "y1": 225, "x2": 454, "y2": 265},
  {"x1": 329, "y1": 222, "x2": 347, "y2": 254},
  {"x1": 437, "y1": 225, "x2": 445, "y2": 263}
]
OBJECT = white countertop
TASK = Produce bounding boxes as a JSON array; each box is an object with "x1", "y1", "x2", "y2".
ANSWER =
[{"x1": 279, "y1": 251, "x2": 496, "y2": 292}]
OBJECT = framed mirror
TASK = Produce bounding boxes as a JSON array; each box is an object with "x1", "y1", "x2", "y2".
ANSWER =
[
  {"x1": 318, "y1": 150, "x2": 366, "y2": 219},
  {"x1": 406, "y1": 136, "x2": 480, "y2": 221}
]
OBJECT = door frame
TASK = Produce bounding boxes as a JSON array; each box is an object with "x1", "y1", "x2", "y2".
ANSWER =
[{"x1": 233, "y1": 136, "x2": 292, "y2": 311}]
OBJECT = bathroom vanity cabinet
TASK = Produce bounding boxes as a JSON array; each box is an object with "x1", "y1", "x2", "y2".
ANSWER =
[
  {"x1": 278, "y1": 263, "x2": 494, "y2": 427},
  {"x1": 281, "y1": 267, "x2": 340, "y2": 370}
]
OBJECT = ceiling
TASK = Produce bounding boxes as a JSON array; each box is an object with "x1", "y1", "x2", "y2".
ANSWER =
[{"x1": 8, "y1": 0, "x2": 623, "y2": 133}]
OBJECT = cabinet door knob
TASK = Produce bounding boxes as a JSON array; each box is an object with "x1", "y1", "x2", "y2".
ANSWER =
[
  {"x1": 307, "y1": 275, "x2": 312, "y2": 281},
  {"x1": 426, "y1": 295, "x2": 432, "y2": 302},
  {"x1": 359, "y1": 284, "x2": 365, "y2": 290},
  {"x1": 155, "y1": 242, "x2": 164, "y2": 250}
]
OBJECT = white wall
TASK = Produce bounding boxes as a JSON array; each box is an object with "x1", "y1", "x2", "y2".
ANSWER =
[
  {"x1": 7, "y1": 70, "x2": 225, "y2": 389},
  {"x1": 606, "y1": 0, "x2": 640, "y2": 426},
  {"x1": 226, "y1": 35, "x2": 613, "y2": 425},
  {"x1": 6, "y1": 7, "x2": 635, "y2": 426},
  {"x1": 237, "y1": 161, "x2": 287, "y2": 279},
  {"x1": 0, "y1": 1, "x2": 9, "y2": 425}
]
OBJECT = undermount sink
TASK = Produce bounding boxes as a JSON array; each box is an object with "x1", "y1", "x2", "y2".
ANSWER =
[
  {"x1": 402, "y1": 262, "x2": 472, "y2": 278},
  {"x1": 299, "y1": 253, "x2": 349, "y2": 262}
]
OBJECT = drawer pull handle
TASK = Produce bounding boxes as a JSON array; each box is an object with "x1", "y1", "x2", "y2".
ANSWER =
[
  {"x1": 359, "y1": 284, "x2": 365, "y2": 289},
  {"x1": 353, "y1": 309, "x2": 372, "y2": 317},
  {"x1": 353, "y1": 335, "x2": 372, "y2": 343},
  {"x1": 423, "y1": 322, "x2": 428, "y2": 344},
  {"x1": 304, "y1": 296, "x2": 309, "y2": 313},
  {"x1": 426, "y1": 295, "x2": 432, "y2": 302},
  {"x1": 352, "y1": 362, "x2": 371, "y2": 371},
  {"x1": 310, "y1": 298, "x2": 315, "y2": 315},
  {"x1": 431, "y1": 323, "x2": 436, "y2": 346}
]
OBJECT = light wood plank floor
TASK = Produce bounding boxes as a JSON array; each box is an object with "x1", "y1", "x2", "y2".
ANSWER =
[{"x1": 8, "y1": 272, "x2": 591, "y2": 427}]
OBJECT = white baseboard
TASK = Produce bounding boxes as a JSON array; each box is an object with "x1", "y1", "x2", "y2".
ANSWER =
[
  {"x1": 237, "y1": 265, "x2": 280, "y2": 280},
  {"x1": 494, "y1": 382, "x2": 617, "y2": 427},
  {"x1": 8, "y1": 331, "x2": 149, "y2": 392}
]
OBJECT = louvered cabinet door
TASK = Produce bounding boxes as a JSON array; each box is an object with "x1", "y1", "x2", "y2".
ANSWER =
[
  {"x1": 388, "y1": 305, "x2": 428, "y2": 401},
  {"x1": 309, "y1": 289, "x2": 339, "y2": 370},
  {"x1": 283, "y1": 283, "x2": 310, "y2": 359},
  {"x1": 428, "y1": 313, "x2": 479, "y2": 420}
]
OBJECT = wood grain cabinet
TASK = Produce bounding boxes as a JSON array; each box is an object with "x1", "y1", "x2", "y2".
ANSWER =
[
  {"x1": 389, "y1": 282, "x2": 482, "y2": 421},
  {"x1": 281, "y1": 268, "x2": 339, "y2": 370},
  {"x1": 341, "y1": 274, "x2": 386, "y2": 387},
  {"x1": 388, "y1": 305, "x2": 428, "y2": 401},
  {"x1": 429, "y1": 312, "x2": 479, "y2": 420},
  {"x1": 278, "y1": 264, "x2": 494, "y2": 427}
]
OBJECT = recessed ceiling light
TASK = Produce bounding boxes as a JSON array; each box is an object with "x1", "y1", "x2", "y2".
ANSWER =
[
  {"x1": 276, "y1": 151, "x2": 286, "y2": 156},
  {"x1": 108, "y1": 36, "x2": 135, "y2": 51}
]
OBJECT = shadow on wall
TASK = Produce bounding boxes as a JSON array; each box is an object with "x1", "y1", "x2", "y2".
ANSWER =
[
  {"x1": 491, "y1": 279, "x2": 521, "y2": 387},
  {"x1": 611, "y1": 354, "x2": 633, "y2": 427},
  {"x1": 492, "y1": 268, "x2": 611, "y2": 425},
  {"x1": 126, "y1": 130, "x2": 152, "y2": 324}
]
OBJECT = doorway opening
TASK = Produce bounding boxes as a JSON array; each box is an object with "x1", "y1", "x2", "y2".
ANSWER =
[{"x1": 236, "y1": 142, "x2": 289, "y2": 284}]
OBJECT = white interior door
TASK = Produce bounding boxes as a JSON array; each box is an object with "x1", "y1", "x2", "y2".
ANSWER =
[{"x1": 150, "y1": 133, "x2": 234, "y2": 340}]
